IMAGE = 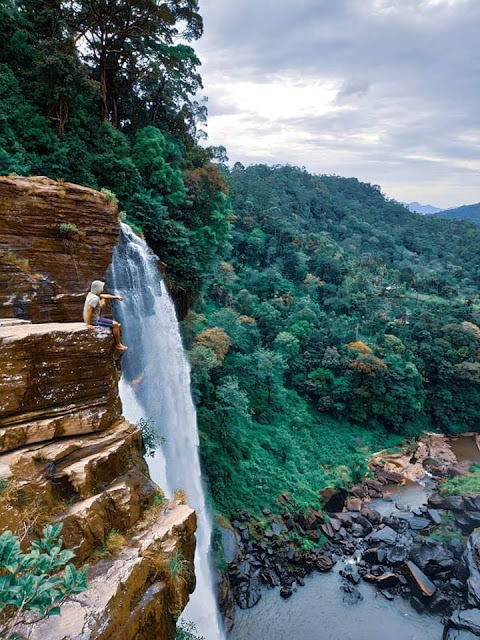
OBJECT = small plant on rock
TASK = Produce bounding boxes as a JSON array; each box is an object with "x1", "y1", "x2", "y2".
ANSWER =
[
  {"x1": 58, "y1": 222, "x2": 81, "y2": 239},
  {"x1": 136, "y1": 418, "x2": 166, "y2": 458},
  {"x1": 101, "y1": 188, "x2": 118, "y2": 205},
  {"x1": 0, "y1": 523, "x2": 88, "y2": 638}
]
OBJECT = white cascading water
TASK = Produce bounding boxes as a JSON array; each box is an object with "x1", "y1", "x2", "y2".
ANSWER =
[{"x1": 109, "y1": 223, "x2": 225, "y2": 640}]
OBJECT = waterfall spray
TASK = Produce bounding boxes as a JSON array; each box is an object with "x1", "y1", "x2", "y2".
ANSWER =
[{"x1": 110, "y1": 223, "x2": 225, "y2": 639}]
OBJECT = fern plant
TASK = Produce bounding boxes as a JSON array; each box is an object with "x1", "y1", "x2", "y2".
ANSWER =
[{"x1": 0, "y1": 523, "x2": 88, "y2": 638}]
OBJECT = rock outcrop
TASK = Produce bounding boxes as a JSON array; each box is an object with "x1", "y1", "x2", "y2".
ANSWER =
[
  {"x1": 0, "y1": 179, "x2": 197, "y2": 639},
  {"x1": 0, "y1": 321, "x2": 121, "y2": 451},
  {"x1": 0, "y1": 176, "x2": 119, "y2": 323}
]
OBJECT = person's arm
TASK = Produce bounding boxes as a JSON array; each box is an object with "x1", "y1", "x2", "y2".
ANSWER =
[
  {"x1": 85, "y1": 305, "x2": 95, "y2": 329},
  {"x1": 100, "y1": 294, "x2": 124, "y2": 301}
]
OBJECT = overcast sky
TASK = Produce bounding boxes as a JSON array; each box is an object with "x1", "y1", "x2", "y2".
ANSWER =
[{"x1": 195, "y1": 0, "x2": 479, "y2": 208}]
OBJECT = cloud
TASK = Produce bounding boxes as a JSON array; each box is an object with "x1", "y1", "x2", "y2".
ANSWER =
[{"x1": 195, "y1": 0, "x2": 480, "y2": 207}]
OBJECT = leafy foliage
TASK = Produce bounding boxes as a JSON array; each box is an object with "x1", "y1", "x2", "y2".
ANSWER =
[
  {"x1": 0, "y1": 523, "x2": 87, "y2": 637},
  {"x1": 136, "y1": 417, "x2": 166, "y2": 458},
  {"x1": 187, "y1": 164, "x2": 480, "y2": 516},
  {"x1": 0, "y1": 0, "x2": 230, "y2": 302}
]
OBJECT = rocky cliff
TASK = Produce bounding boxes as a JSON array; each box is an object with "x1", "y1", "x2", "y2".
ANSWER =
[
  {"x1": 0, "y1": 176, "x2": 119, "y2": 323},
  {"x1": 0, "y1": 178, "x2": 196, "y2": 639}
]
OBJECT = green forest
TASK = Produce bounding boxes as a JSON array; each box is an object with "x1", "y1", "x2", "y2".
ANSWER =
[
  {"x1": 188, "y1": 165, "x2": 480, "y2": 514},
  {"x1": 2, "y1": 0, "x2": 480, "y2": 520}
]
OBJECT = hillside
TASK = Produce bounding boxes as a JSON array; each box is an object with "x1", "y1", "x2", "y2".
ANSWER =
[
  {"x1": 436, "y1": 202, "x2": 480, "y2": 225},
  {"x1": 187, "y1": 164, "x2": 480, "y2": 515},
  {"x1": 405, "y1": 201, "x2": 443, "y2": 214}
]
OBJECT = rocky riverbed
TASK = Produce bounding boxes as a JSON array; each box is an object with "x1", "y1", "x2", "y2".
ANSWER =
[{"x1": 221, "y1": 432, "x2": 480, "y2": 639}]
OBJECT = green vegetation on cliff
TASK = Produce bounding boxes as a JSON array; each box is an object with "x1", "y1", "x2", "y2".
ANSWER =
[
  {"x1": 186, "y1": 165, "x2": 480, "y2": 515},
  {"x1": 0, "y1": 0, "x2": 230, "y2": 304}
]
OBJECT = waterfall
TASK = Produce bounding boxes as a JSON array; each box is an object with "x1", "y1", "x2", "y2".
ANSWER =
[{"x1": 109, "y1": 223, "x2": 225, "y2": 640}]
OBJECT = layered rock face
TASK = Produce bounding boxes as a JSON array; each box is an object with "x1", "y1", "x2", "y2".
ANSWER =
[
  {"x1": 0, "y1": 179, "x2": 196, "y2": 639},
  {"x1": 0, "y1": 321, "x2": 121, "y2": 451},
  {"x1": 0, "y1": 176, "x2": 118, "y2": 322}
]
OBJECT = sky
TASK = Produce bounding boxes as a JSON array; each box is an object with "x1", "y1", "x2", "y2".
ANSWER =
[{"x1": 195, "y1": 0, "x2": 480, "y2": 208}]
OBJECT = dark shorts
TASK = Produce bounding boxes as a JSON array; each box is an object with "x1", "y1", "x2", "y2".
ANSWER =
[{"x1": 94, "y1": 317, "x2": 113, "y2": 328}]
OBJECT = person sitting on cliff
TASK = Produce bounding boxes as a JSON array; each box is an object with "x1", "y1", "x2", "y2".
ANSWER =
[{"x1": 83, "y1": 280, "x2": 128, "y2": 352}]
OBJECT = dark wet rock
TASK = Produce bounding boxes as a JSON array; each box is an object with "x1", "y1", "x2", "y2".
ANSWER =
[
  {"x1": 320, "y1": 488, "x2": 347, "y2": 513},
  {"x1": 362, "y1": 547, "x2": 382, "y2": 563},
  {"x1": 355, "y1": 514, "x2": 373, "y2": 533},
  {"x1": 361, "y1": 507, "x2": 382, "y2": 526},
  {"x1": 321, "y1": 522, "x2": 336, "y2": 539},
  {"x1": 448, "y1": 609, "x2": 480, "y2": 636},
  {"x1": 341, "y1": 564, "x2": 360, "y2": 585},
  {"x1": 445, "y1": 630, "x2": 480, "y2": 640},
  {"x1": 448, "y1": 538, "x2": 466, "y2": 560},
  {"x1": 352, "y1": 523, "x2": 365, "y2": 538},
  {"x1": 334, "y1": 512, "x2": 353, "y2": 527},
  {"x1": 280, "y1": 586, "x2": 293, "y2": 599},
  {"x1": 380, "y1": 590, "x2": 395, "y2": 601},
  {"x1": 236, "y1": 577, "x2": 262, "y2": 609},
  {"x1": 386, "y1": 544, "x2": 409, "y2": 566},
  {"x1": 429, "y1": 495, "x2": 465, "y2": 512},
  {"x1": 271, "y1": 522, "x2": 285, "y2": 535},
  {"x1": 367, "y1": 526, "x2": 398, "y2": 546},
  {"x1": 429, "y1": 591, "x2": 451, "y2": 613},
  {"x1": 315, "y1": 554, "x2": 335, "y2": 572},
  {"x1": 342, "y1": 582, "x2": 363, "y2": 604},
  {"x1": 241, "y1": 527, "x2": 250, "y2": 542},
  {"x1": 410, "y1": 542, "x2": 455, "y2": 577},
  {"x1": 330, "y1": 518, "x2": 342, "y2": 532},
  {"x1": 376, "y1": 469, "x2": 404, "y2": 484},
  {"x1": 350, "y1": 484, "x2": 365, "y2": 499},
  {"x1": 366, "y1": 479, "x2": 384, "y2": 493},
  {"x1": 464, "y1": 495, "x2": 480, "y2": 511},
  {"x1": 409, "y1": 516, "x2": 431, "y2": 531},
  {"x1": 347, "y1": 497, "x2": 363, "y2": 512},
  {"x1": 410, "y1": 596, "x2": 425, "y2": 613},
  {"x1": 260, "y1": 569, "x2": 280, "y2": 587},
  {"x1": 427, "y1": 509, "x2": 442, "y2": 525},
  {"x1": 363, "y1": 572, "x2": 399, "y2": 588},
  {"x1": 404, "y1": 560, "x2": 436, "y2": 597},
  {"x1": 465, "y1": 529, "x2": 480, "y2": 607},
  {"x1": 220, "y1": 526, "x2": 241, "y2": 564},
  {"x1": 296, "y1": 576, "x2": 305, "y2": 587}
]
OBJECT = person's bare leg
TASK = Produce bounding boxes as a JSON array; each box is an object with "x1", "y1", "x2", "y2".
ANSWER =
[{"x1": 112, "y1": 321, "x2": 127, "y2": 351}]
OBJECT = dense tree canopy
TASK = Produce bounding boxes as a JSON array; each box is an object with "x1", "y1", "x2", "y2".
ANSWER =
[
  {"x1": 0, "y1": 0, "x2": 229, "y2": 301},
  {"x1": 186, "y1": 165, "x2": 480, "y2": 514}
]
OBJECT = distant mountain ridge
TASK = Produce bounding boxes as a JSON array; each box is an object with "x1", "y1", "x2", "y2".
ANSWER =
[
  {"x1": 404, "y1": 201, "x2": 443, "y2": 215},
  {"x1": 436, "y1": 202, "x2": 480, "y2": 226}
]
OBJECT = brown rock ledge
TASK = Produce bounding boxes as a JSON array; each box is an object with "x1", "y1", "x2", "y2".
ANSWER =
[
  {"x1": 0, "y1": 321, "x2": 121, "y2": 452},
  {"x1": 0, "y1": 176, "x2": 119, "y2": 323}
]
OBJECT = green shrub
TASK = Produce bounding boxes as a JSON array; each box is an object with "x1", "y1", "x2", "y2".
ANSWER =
[
  {"x1": 176, "y1": 620, "x2": 205, "y2": 640},
  {"x1": 136, "y1": 417, "x2": 166, "y2": 457},
  {"x1": 100, "y1": 188, "x2": 118, "y2": 205},
  {"x1": 58, "y1": 222, "x2": 81, "y2": 239},
  {"x1": 0, "y1": 523, "x2": 88, "y2": 637},
  {"x1": 440, "y1": 467, "x2": 480, "y2": 496}
]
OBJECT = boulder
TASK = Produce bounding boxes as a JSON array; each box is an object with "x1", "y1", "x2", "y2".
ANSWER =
[
  {"x1": 448, "y1": 609, "x2": 480, "y2": 637},
  {"x1": 404, "y1": 560, "x2": 436, "y2": 597},
  {"x1": 410, "y1": 540, "x2": 457, "y2": 576},
  {"x1": 320, "y1": 488, "x2": 347, "y2": 513},
  {"x1": 367, "y1": 526, "x2": 398, "y2": 546},
  {"x1": 465, "y1": 529, "x2": 480, "y2": 606}
]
